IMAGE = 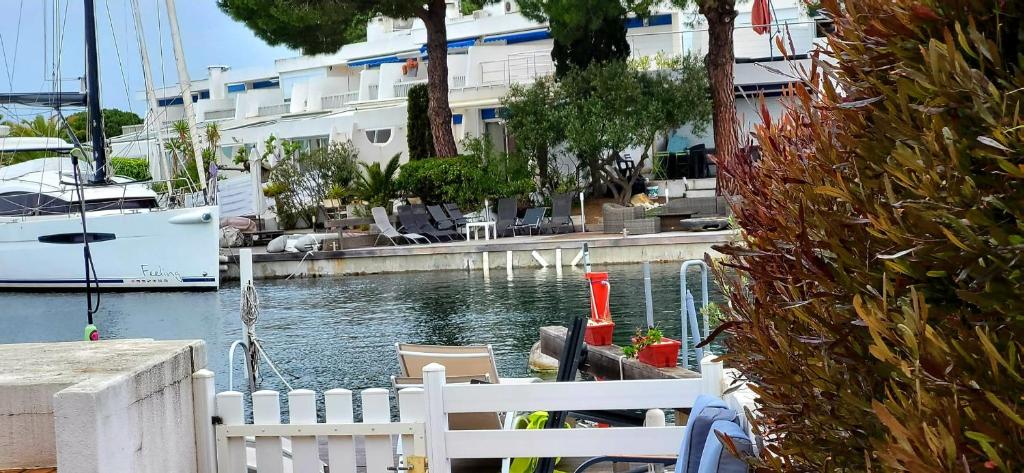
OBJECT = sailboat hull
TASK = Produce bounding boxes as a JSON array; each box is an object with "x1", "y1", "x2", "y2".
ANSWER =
[{"x1": 0, "y1": 205, "x2": 220, "y2": 291}]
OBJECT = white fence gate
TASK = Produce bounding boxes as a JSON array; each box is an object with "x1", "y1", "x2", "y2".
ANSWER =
[{"x1": 196, "y1": 356, "x2": 728, "y2": 473}]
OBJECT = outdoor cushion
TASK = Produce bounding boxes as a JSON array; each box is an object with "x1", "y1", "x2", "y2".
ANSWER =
[
  {"x1": 696, "y1": 420, "x2": 753, "y2": 473},
  {"x1": 676, "y1": 395, "x2": 738, "y2": 473},
  {"x1": 266, "y1": 234, "x2": 289, "y2": 253}
]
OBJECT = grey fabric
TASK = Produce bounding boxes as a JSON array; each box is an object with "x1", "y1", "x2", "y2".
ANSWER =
[
  {"x1": 676, "y1": 395, "x2": 738, "y2": 473},
  {"x1": 602, "y1": 203, "x2": 645, "y2": 233},
  {"x1": 696, "y1": 420, "x2": 753, "y2": 473},
  {"x1": 664, "y1": 197, "x2": 730, "y2": 217}
]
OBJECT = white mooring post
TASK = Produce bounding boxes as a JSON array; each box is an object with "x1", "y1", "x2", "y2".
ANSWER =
[
  {"x1": 240, "y1": 249, "x2": 253, "y2": 290},
  {"x1": 506, "y1": 251, "x2": 514, "y2": 278},
  {"x1": 482, "y1": 251, "x2": 490, "y2": 278},
  {"x1": 555, "y1": 248, "x2": 563, "y2": 276},
  {"x1": 288, "y1": 389, "x2": 323, "y2": 472},
  {"x1": 215, "y1": 391, "x2": 246, "y2": 473},
  {"x1": 325, "y1": 389, "x2": 357, "y2": 473},
  {"x1": 192, "y1": 369, "x2": 217, "y2": 473},
  {"x1": 579, "y1": 192, "x2": 586, "y2": 233},
  {"x1": 253, "y1": 390, "x2": 284, "y2": 473},
  {"x1": 422, "y1": 363, "x2": 452, "y2": 473},
  {"x1": 362, "y1": 388, "x2": 393, "y2": 473}
]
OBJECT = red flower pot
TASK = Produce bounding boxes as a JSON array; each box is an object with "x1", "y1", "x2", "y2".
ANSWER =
[
  {"x1": 637, "y1": 338, "x2": 681, "y2": 368},
  {"x1": 584, "y1": 319, "x2": 615, "y2": 346}
]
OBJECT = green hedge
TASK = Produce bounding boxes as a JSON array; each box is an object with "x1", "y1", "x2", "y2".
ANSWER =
[
  {"x1": 397, "y1": 155, "x2": 532, "y2": 211},
  {"x1": 110, "y1": 157, "x2": 152, "y2": 181}
]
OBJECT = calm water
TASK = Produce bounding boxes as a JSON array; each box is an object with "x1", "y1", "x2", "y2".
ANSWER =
[{"x1": 0, "y1": 263, "x2": 722, "y2": 397}]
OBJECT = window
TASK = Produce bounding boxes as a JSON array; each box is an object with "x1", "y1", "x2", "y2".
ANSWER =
[
  {"x1": 252, "y1": 79, "x2": 280, "y2": 90},
  {"x1": 227, "y1": 83, "x2": 246, "y2": 94},
  {"x1": 365, "y1": 129, "x2": 393, "y2": 145}
]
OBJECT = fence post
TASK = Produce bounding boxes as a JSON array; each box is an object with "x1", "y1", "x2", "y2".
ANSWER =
[
  {"x1": 362, "y1": 388, "x2": 393, "y2": 473},
  {"x1": 253, "y1": 390, "x2": 284, "y2": 473},
  {"x1": 398, "y1": 388, "x2": 426, "y2": 472},
  {"x1": 700, "y1": 355, "x2": 724, "y2": 397},
  {"x1": 644, "y1": 409, "x2": 666, "y2": 473},
  {"x1": 325, "y1": 389, "x2": 356, "y2": 473},
  {"x1": 288, "y1": 389, "x2": 323, "y2": 472},
  {"x1": 192, "y1": 369, "x2": 216, "y2": 473},
  {"x1": 422, "y1": 363, "x2": 451, "y2": 473},
  {"x1": 215, "y1": 391, "x2": 246, "y2": 473}
]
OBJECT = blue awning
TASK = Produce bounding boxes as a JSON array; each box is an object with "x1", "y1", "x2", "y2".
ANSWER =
[
  {"x1": 348, "y1": 55, "x2": 405, "y2": 68},
  {"x1": 482, "y1": 29, "x2": 551, "y2": 45},
  {"x1": 420, "y1": 38, "x2": 478, "y2": 56},
  {"x1": 626, "y1": 13, "x2": 673, "y2": 29}
]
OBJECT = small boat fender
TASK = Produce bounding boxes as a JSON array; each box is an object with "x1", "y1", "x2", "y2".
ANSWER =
[{"x1": 168, "y1": 211, "x2": 214, "y2": 225}]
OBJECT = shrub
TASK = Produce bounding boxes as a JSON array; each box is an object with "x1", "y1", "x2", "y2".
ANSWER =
[
  {"x1": 355, "y1": 154, "x2": 402, "y2": 211},
  {"x1": 397, "y1": 155, "x2": 487, "y2": 210},
  {"x1": 268, "y1": 141, "x2": 360, "y2": 229},
  {"x1": 712, "y1": 0, "x2": 1024, "y2": 470},
  {"x1": 110, "y1": 157, "x2": 152, "y2": 181},
  {"x1": 406, "y1": 84, "x2": 434, "y2": 161}
]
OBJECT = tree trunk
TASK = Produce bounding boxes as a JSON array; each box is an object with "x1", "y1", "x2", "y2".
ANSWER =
[
  {"x1": 536, "y1": 144, "x2": 549, "y2": 190},
  {"x1": 420, "y1": 4, "x2": 459, "y2": 158},
  {"x1": 700, "y1": 1, "x2": 739, "y2": 165}
]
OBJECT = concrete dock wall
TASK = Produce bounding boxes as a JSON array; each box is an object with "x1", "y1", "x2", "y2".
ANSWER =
[
  {"x1": 0, "y1": 339, "x2": 207, "y2": 473},
  {"x1": 225, "y1": 231, "x2": 733, "y2": 280}
]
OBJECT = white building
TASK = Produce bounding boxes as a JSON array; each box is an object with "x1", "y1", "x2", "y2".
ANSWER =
[{"x1": 112, "y1": 0, "x2": 827, "y2": 179}]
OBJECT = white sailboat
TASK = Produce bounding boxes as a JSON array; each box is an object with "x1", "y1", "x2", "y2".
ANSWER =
[{"x1": 0, "y1": 0, "x2": 219, "y2": 291}]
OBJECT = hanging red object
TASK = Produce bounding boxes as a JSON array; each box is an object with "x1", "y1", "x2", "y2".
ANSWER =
[{"x1": 752, "y1": 0, "x2": 771, "y2": 35}]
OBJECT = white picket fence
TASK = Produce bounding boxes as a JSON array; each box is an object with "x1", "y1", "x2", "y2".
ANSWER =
[{"x1": 194, "y1": 356, "x2": 726, "y2": 473}]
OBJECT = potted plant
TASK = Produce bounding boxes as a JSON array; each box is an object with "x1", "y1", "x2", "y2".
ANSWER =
[{"x1": 622, "y1": 326, "x2": 681, "y2": 368}]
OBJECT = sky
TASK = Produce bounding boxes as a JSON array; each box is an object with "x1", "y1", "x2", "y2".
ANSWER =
[{"x1": 0, "y1": 0, "x2": 298, "y2": 122}]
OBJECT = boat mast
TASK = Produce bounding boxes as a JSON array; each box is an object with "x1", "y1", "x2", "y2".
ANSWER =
[
  {"x1": 129, "y1": 0, "x2": 171, "y2": 185},
  {"x1": 164, "y1": 0, "x2": 208, "y2": 194},
  {"x1": 83, "y1": 0, "x2": 107, "y2": 184}
]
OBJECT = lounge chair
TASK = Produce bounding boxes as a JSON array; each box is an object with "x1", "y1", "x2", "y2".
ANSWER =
[
  {"x1": 413, "y1": 204, "x2": 462, "y2": 240},
  {"x1": 392, "y1": 343, "x2": 539, "y2": 430},
  {"x1": 442, "y1": 203, "x2": 470, "y2": 225},
  {"x1": 371, "y1": 207, "x2": 429, "y2": 246},
  {"x1": 495, "y1": 197, "x2": 518, "y2": 237},
  {"x1": 397, "y1": 205, "x2": 455, "y2": 242},
  {"x1": 545, "y1": 193, "x2": 576, "y2": 234},
  {"x1": 512, "y1": 207, "x2": 546, "y2": 236},
  {"x1": 427, "y1": 204, "x2": 460, "y2": 232},
  {"x1": 571, "y1": 394, "x2": 754, "y2": 473}
]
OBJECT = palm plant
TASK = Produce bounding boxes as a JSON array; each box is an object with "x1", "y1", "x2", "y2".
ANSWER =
[
  {"x1": 354, "y1": 154, "x2": 402, "y2": 211},
  {"x1": 6, "y1": 115, "x2": 62, "y2": 137}
]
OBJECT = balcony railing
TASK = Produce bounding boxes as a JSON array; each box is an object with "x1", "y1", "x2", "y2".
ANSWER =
[
  {"x1": 204, "y1": 109, "x2": 236, "y2": 121},
  {"x1": 322, "y1": 91, "x2": 359, "y2": 109},
  {"x1": 367, "y1": 85, "x2": 379, "y2": 100},
  {"x1": 451, "y1": 75, "x2": 467, "y2": 89},
  {"x1": 394, "y1": 79, "x2": 428, "y2": 98},
  {"x1": 480, "y1": 50, "x2": 554, "y2": 86},
  {"x1": 257, "y1": 104, "x2": 290, "y2": 117},
  {"x1": 120, "y1": 124, "x2": 146, "y2": 136}
]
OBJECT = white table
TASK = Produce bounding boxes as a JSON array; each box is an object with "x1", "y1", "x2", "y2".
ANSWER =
[{"x1": 465, "y1": 221, "x2": 497, "y2": 240}]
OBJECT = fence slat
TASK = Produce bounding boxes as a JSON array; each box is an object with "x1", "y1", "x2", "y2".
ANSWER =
[
  {"x1": 700, "y1": 355, "x2": 724, "y2": 397},
  {"x1": 398, "y1": 387, "x2": 426, "y2": 462},
  {"x1": 361, "y1": 388, "x2": 394, "y2": 473},
  {"x1": 253, "y1": 390, "x2": 285, "y2": 473},
  {"x1": 192, "y1": 369, "x2": 216, "y2": 473},
  {"x1": 215, "y1": 391, "x2": 246, "y2": 473},
  {"x1": 444, "y1": 427, "x2": 686, "y2": 459},
  {"x1": 422, "y1": 364, "x2": 452, "y2": 473},
  {"x1": 325, "y1": 388, "x2": 357, "y2": 473},
  {"x1": 441, "y1": 378, "x2": 704, "y2": 413},
  {"x1": 289, "y1": 389, "x2": 323, "y2": 472}
]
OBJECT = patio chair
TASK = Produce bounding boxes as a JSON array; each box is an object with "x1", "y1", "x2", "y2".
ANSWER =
[
  {"x1": 571, "y1": 394, "x2": 753, "y2": 473},
  {"x1": 545, "y1": 192, "x2": 576, "y2": 234},
  {"x1": 371, "y1": 207, "x2": 429, "y2": 246},
  {"x1": 427, "y1": 204, "x2": 459, "y2": 231},
  {"x1": 412, "y1": 204, "x2": 462, "y2": 240},
  {"x1": 512, "y1": 207, "x2": 546, "y2": 236},
  {"x1": 495, "y1": 197, "x2": 518, "y2": 237},
  {"x1": 442, "y1": 203, "x2": 471, "y2": 226}
]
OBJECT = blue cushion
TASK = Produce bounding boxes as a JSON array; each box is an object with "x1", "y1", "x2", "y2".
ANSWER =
[
  {"x1": 675, "y1": 395, "x2": 738, "y2": 473},
  {"x1": 697, "y1": 420, "x2": 753, "y2": 473}
]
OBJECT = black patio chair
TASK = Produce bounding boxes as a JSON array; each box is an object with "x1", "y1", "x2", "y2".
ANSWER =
[
  {"x1": 427, "y1": 204, "x2": 459, "y2": 232},
  {"x1": 495, "y1": 197, "x2": 518, "y2": 237},
  {"x1": 397, "y1": 206, "x2": 445, "y2": 242},
  {"x1": 442, "y1": 203, "x2": 470, "y2": 225},
  {"x1": 544, "y1": 193, "x2": 576, "y2": 234}
]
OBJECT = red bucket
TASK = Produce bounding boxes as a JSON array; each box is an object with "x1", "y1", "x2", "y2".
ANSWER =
[
  {"x1": 637, "y1": 338, "x2": 681, "y2": 368},
  {"x1": 584, "y1": 319, "x2": 615, "y2": 346}
]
